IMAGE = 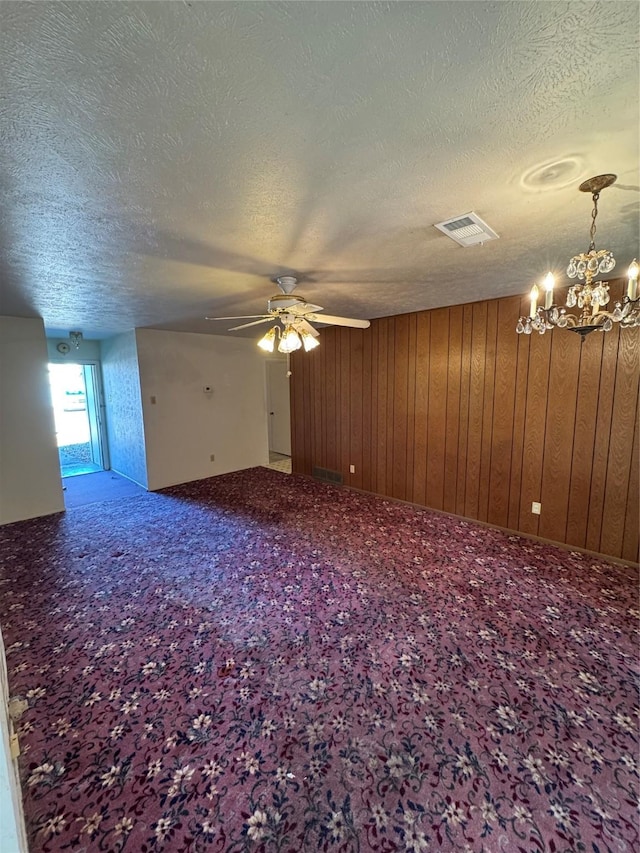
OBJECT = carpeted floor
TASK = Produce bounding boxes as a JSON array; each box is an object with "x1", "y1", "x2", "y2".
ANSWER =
[
  {"x1": 0, "y1": 467, "x2": 637, "y2": 852},
  {"x1": 62, "y1": 470, "x2": 148, "y2": 508}
]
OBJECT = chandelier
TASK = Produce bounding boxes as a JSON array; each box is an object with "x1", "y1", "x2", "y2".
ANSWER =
[
  {"x1": 516, "y1": 174, "x2": 639, "y2": 339},
  {"x1": 69, "y1": 330, "x2": 83, "y2": 349},
  {"x1": 257, "y1": 323, "x2": 319, "y2": 353}
]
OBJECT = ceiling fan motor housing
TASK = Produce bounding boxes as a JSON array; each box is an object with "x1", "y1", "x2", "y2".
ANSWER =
[{"x1": 268, "y1": 293, "x2": 306, "y2": 312}]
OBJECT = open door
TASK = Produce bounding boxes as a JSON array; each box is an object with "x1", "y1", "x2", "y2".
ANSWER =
[
  {"x1": 48, "y1": 362, "x2": 109, "y2": 476},
  {"x1": 266, "y1": 359, "x2": 291, "y2": 457}
]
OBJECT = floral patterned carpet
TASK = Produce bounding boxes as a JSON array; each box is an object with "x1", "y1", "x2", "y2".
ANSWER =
[{"x1": 0, "y1": 467, "x2": 638, "y2": 853}]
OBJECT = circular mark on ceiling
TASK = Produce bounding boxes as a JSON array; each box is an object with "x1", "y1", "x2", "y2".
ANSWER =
[{"x1": 520, "y1": 156, "x2": 586, "y2": 192}]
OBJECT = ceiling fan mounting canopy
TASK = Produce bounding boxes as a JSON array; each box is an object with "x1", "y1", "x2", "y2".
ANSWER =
[
  {"x1": 268, "y1": 275, "x2": 314, "y2": 311},
  {"x1": 274, "y1": 275, "x2": 299, "y2": 294}
]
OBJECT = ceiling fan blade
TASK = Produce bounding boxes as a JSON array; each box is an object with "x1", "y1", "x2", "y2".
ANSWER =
[
  {"x1": 228, "y1": 318, "x2": 275, "y2": 331},
  {"x1": 288, "y1": 302, "x2": 324, "y2": 315},
  {"x1": 205, "y1": 315, "x2": 270, "y2": 321},
  {"x1": 295, "y1": 318, "x2": 320, "y2": 337},
  {"x1": 304, "y1": 313, "x2": 370, "y2": 329}
]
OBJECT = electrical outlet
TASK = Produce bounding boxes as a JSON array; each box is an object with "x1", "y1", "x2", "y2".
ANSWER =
[
  {"x1": 531, "y1": 501, "x2": 541, "y2": 515},
  {"x1": 150, "y1": 395, "x2": 157, "y2": 405},
  {"x1": 349, "y1": 464, "x2": 355, "y2": 474},
  {"x1": 210, "y1": 454, "x2": 215, "y2": 462}
]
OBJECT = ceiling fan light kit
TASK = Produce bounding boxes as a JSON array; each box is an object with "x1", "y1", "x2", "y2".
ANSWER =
[
  {"x1": 301, "y1": 330, "x2": 320, "y2": 352},
  {"x1": 207, "y1": 276, "x2": 370, "y2": 353},
  {"x1": 257, "y1": 326, "x2": 278, "y2": 352},
  {"x1": 516, "y1": 174, "x2": 640, "y2": 339},
  {"x1": 256, "y1": 323, "x2": 320, "y2": 354},
  {"x1": 279, "y1": 325, "x2": 303, "y2": 354}
]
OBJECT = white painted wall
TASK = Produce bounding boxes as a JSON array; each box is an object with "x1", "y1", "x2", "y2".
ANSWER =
[
  {"x1": 46, "y1": 337, "x2": 102, "y2": 362},
  {"x1": 0, "y1": 317, "x2": 65, "y2": 524},
  {"x1": 136, "y1": 329, "x2": 269, "y2": 491},
  {"x1": 101, "y1": 332, "x2": 148, "y2": 488}
]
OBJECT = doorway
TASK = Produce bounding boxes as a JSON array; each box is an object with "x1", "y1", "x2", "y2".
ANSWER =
[
  {"x1": 48, "y1": 362, "x2": 109, "y2": 477},
  {"x1": 266, "y1": 359, "x2": 292, "y2": 472}
]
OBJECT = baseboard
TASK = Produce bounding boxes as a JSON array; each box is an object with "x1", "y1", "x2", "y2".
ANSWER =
[{"x1": 291, "y1": 471, "x2": 639, "y2": 570}]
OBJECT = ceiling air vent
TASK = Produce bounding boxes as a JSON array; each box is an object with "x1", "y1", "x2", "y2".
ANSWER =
[{"x1": 434, "y1": 211, "x2": 499, "y2": 247}]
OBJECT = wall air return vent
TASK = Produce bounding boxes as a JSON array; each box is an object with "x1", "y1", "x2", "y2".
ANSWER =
[
  {"x1": 434, "y1": 212, "x2": 499, "y2": 247},
  {"x1": 313, "y1": 466, "x2": 343, "y2": 485}
]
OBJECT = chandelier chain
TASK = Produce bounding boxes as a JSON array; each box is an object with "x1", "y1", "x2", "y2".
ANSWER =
[{"x1": 588, "y1": 192, "x2": 599, "y2": 251}]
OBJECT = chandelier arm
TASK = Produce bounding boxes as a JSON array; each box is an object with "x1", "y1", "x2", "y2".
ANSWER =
[{"x1": 619, "y1": 295, "x2": 640, "y2": 326}]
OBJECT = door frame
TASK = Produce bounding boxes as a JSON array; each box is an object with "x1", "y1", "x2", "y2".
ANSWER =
[
  {"x1": 48, "y1": 358, "x2": 110, "y2": 471},
  {"x1": 264, "y1": 355, "x2": 292, "y2": 457}
]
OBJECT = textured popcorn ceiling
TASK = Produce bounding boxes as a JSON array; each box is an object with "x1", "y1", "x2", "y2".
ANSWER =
[{"x1": 0, "y1": 1, "x2": 638, "y2": 338}]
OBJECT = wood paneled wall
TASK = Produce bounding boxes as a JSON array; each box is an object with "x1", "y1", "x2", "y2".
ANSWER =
[{"x1": 290, "y1": 286, "x2": 639, "y2": 563}]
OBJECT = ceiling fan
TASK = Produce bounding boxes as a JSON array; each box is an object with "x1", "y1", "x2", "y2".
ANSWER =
[{"x1": 206, "y1": 275, "x2": 370, "y2": 353}]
